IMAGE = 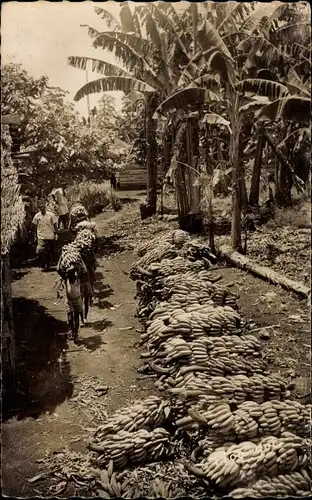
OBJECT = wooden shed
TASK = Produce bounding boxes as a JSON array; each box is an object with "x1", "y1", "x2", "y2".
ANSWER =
[{"x1": 1, "y1": 117, "x2": 26, "y2": 397}]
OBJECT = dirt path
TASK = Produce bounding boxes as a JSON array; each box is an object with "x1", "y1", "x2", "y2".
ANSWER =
[
  {"x1": 2, "y1": 198, "x2": 310, "y2": 496},
  {"x1": 2, "y1": 202, "x2": 156, "y2": 497}
]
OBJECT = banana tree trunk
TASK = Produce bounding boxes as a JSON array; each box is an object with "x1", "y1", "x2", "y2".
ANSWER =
[
  {"x1": 145, "y1": 95, "x2": 157, "y2": 215},
  {"x1": 249, "y1": 131, "x2": 265, "y2": 207},
  {"x1": 206, "y1": 127, "x2": 215, "y2": 253},
  {"x1": 240, "y1": 166, "x2": 248, "y2": 214},
  {"x1": 176, "y1": 163, "x2": 190, "y2": 229},
  {"x1": 229, "y1": 93, "x2": 243, "y2": 251}
]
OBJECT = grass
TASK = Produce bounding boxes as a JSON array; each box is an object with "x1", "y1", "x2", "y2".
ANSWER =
[{"x1": 66, "y1": 182, "x2": 121, "y2": 216}]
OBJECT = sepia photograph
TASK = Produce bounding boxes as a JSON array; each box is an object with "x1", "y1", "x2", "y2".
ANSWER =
[{"x1": 1, "y1": 1, "x2": 311, "y2": 497}]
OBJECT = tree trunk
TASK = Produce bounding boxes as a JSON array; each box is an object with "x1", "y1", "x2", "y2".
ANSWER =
[
  {"x1": 229, "y1": 94, "x2": 243, "y2": 251},
  {"x1": 176, "y1": 163, "x2": 190, "y2": 230},
  {"x1": 240, "y1": 165, "x2": 248, "y2": 214},
  {"x1": 265, "y1": 130, "x2": 303, "y2": 198},
  {"x1": 206, "y1": 127, "x2": 215, "y2": 253},
  {"x1": 249, "y1": 132, "x2": 265, "y2": 207},
  {"x1": 219, "y1": 244, "x2": 310, "y2": 299},
  {"x1": 145, "y1": 95, "x2": 157, "y2": 216}
]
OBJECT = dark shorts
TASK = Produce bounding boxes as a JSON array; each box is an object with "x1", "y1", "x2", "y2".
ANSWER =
[{"x1": 36, "y1": 239, "x2": 54, "y2": 261}]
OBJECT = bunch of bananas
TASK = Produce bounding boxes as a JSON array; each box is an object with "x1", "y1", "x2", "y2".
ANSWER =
[
  {"x1": 147, "y1": 256, "x2": 207, "y2": 278},
  {"x1": 131, "y1": 242, "x2": 178, "y2": 277},
  {"x1": 162, "y1": 274, "x2": 238, "y2": 308},
  {"x1": 58, "y1": 242, "x2": 85, "y2": 274},
  {"x1": 89, "y1": 428, "x2": 173, "y2": 469},
  {"x1": 137, "y1": 230, "x2": 190, "y2": 257},
  {"x1": 229, "y1": 470, "x2": 311, "y2": 497},
  {"x1": 180, "y1": 400, "x2": 310, "y2": 439},
  {"x1": 191, "y1": 432, "x2": 307, "y2": 489},
  {"x1": 92, "y1": 396, "x2": 171, "y2": 440},
  {"x1": 171, "y1": 373, "x2": 287, "y2": 404},
  {"x1": 75, "y1": 228, "x2": 96, "y2": 249},
  {"x1": 70, "y1": 202, "x2": 88, "y2": 216},
  {"x1": 145, "y1": 305, "x2": 244, "y2": 350},
  {"x1": 179, "y1": 240, "x2": 217, "y2": 264},
  {"x1": 75, "y1": 220, "x2": 97, "y2": 235}
]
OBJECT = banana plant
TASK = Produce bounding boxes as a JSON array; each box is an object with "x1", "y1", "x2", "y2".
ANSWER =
[{"x1": 153, "y1": 2, "x2": 310, "y2": 249}]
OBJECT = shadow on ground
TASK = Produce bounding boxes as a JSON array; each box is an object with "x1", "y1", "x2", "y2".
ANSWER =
[
  {"x1": 3, "y1": 298, "x2": 73, "y2": 421},
  {"x1": 76, "y1": 334, "x2": 105, "y2": 352},
  {"x1": 95, "y1": 299, "x2": 114, "y2": 309},
  {"x1": 96, "y1": 235, "x2": 125, "y2": 257},
  {"x1": 91, "y1": 318, "x2": 113, "y2": 332}
]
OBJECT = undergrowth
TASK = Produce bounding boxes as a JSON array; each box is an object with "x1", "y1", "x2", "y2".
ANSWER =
[{"x1": 67, "y1": 182, "x2": 121, "y2": 216}]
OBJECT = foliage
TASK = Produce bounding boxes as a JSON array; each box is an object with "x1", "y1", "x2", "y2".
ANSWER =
[
  {"x1": 1, "y1": 63, "x2": 118, "y2": 196},
  {"x1": 1, "y1": 125, "x2": 25, "y2": 254},
  {"x1": 66, "y1": 181, "x2": 115, "y2": 216}
]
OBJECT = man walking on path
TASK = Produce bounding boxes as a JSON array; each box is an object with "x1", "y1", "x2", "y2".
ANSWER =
[{"x1": 32, "y1": 200, "x2": 58, "y2": 270}]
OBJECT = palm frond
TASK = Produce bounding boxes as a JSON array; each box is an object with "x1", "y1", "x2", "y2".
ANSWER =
[
  {"x1": 74, "y1": 76, "x2": 155, "y2": 102},
  {"x1": 177, "y1": 50, "x2": 208, "y2": 87},
  {"x1": 119, "y1": 3, "x2": 136, "y2": 33},
  {"x1": 237, "y1": 36, "x2": 289, "y2": 68},
  {"x1": 218, "y1": 3, "x2": 255, "y2": 36},
  {"x1": 93, "y1": 31, "x2": 153, "y2": 58},
  {"x1": 278, "y1": 42, "x2": 309, "y2": 62},
  {"x1": 200, "y1": 113, "x2": 231, "y2": 133},
  {"x1": 139, "y1": 8, "x2": 163, "y2": 54},
  {"x1": 256, "y1": 96, "x2": 311, "y2": 124},
  {"x1": 197, "y1": 20, "x2": 234, "y2": 60},
  {"x1": 154, "y1": 88, "x2": 221, "y2": 118},
  {"x1": 236, "y1": 79, "x2": 289, "y2": 100},
  {"x1": 81, "y1": 25, "x2": 101, "y2": 40},
  {"x1": 286, "y1": 67, "x2": 310, "y2": 97},
  {"x1": 187, "y1": 74, "x2": 220, "y2": 91},
  {"x1": 239, "y1": 96, "x2": 271, "y2": 114},
  {"x1": 94, "y1": 7, "x2": 120, "y2": 31},
  {"x1": 275, "y1": 22, "x2": 311, "y2": 45},
  {"x1": 132, "y1": 9, "x2": 142, "y2": 38},
  {"x1": 68, "y1": 56, "x2": 130, "y2": 77},
  {"x1": 159, "y1": 2, "x2": 184, "y2": 30},
  {"x1": 240, "y1": 3, "x2": 285, "y2": 34},
  {"x1": 91, "y1": 33, "x2": 162, "y2": 90},
  {"x1": 222, "y1": 31, "x2": 248, "y2": 53},
  {"x1": 257, "y1": 69, "x2": 278, "y2": 82}
]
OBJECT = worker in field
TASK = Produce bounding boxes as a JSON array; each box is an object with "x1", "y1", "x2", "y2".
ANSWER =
[
  {"x1": 52, "y1": 187, "x2": 69, "y2": 229},
  {"x1": 32, "y1": 199, "x2": 58, "y2": 270},
  {"x1": 110, "y1": 172, "x2": 117, "y2": 190},
  {"x1": 63, "y1": 265, "x2": 84, "y2": 342}
]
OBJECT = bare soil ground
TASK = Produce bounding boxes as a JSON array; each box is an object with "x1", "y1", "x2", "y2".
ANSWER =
[{"x1": 2, "y1": 192, "x2": 310, "y2": 497}]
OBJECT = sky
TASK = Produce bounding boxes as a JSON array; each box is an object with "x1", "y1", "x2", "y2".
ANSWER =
[{"x1": 1, "y1": 1, "x2": 125, "y2": 116}]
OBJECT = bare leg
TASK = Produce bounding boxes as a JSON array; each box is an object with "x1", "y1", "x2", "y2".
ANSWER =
[
  {"x1": 73, "y1": 311, "x2": 80, "y2": 343},
  {"x1": 67, "y1": 312, "x2": 74, "y2": 339},
  {"x1": 84, "y1": 297, "x2": 89, "y2": 321}
]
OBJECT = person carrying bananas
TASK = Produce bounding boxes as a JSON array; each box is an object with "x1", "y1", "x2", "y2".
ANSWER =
[{"x1": 56, "y1": 259, "x2": 89, "y2": 341}]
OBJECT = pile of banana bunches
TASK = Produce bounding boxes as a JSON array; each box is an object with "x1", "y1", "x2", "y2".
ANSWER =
[
  {"x1": 57, "y1": 203, "x2": 98, "y2": 276},
  {"x1": 86, "y1": 229, "x2": 311, "y2": 498}
]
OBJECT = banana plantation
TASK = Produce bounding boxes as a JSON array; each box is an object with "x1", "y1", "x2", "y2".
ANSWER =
[{"x1": 1, "y1": 2, "x2": 311, "y2": 498}]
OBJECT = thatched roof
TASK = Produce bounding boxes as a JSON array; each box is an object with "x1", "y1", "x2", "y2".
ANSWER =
[{"x1": 1, "y1": 125, "x2": 25, "y2": 255}]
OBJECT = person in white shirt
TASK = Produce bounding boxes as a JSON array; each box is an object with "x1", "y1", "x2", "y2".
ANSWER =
[
  {"x1": 52, "y1": 188, "x2": 69, "y2": 229},
  {"x1": 32, "y1": 200, "x2": 58, "y2": 269}
]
